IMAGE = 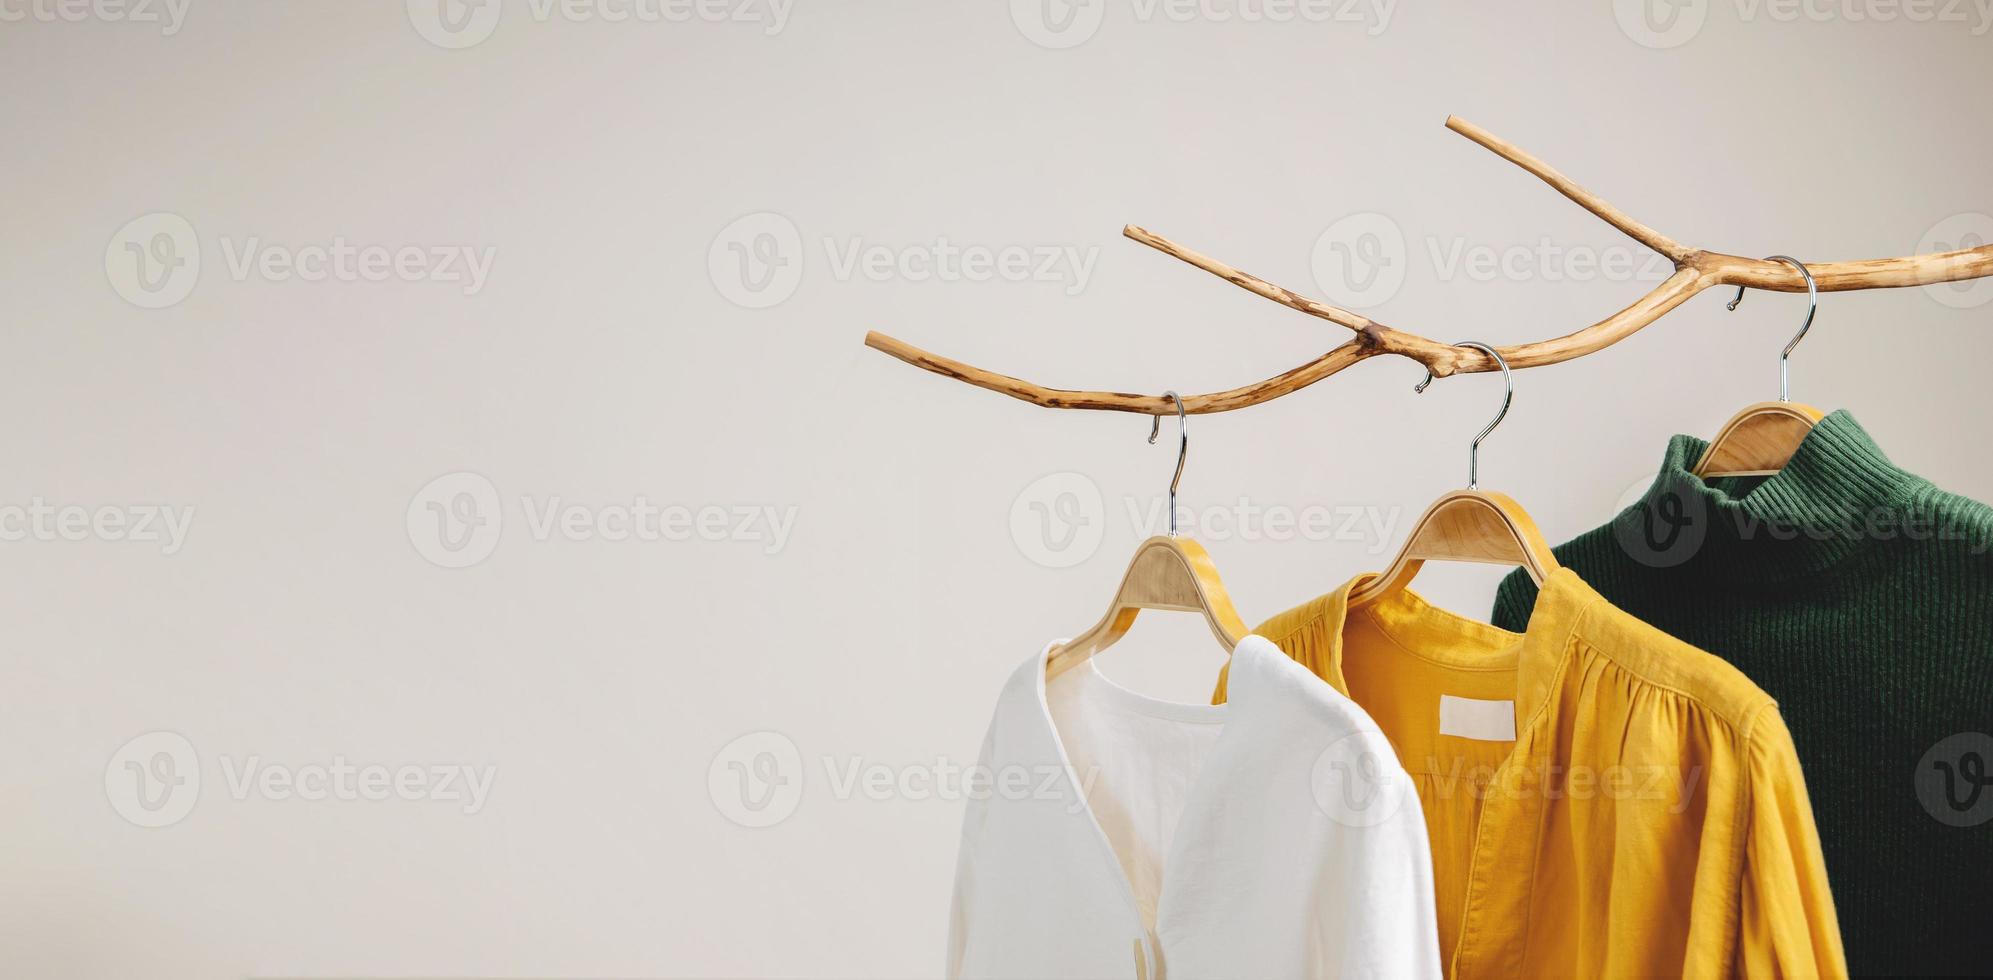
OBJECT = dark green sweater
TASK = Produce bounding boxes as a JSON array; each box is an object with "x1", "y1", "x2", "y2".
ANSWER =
[{"x1": 1492, "y1": 411, "x2": 1993, "y2": 977}]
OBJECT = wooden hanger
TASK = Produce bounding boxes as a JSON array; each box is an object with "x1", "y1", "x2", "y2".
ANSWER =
[
  {"x1": 1692, "y1": 256, "x2": 1824, "y2": 478},
  {"x1": 1043, "y1": 535, "x2": 1249, "y2": 680},
  {"x1": 1045, "y1": 394, "x2": 1249, "y2": 681},
  {"x1": 1347, "y1": 342, "x2": 1559, "y2": 609}
]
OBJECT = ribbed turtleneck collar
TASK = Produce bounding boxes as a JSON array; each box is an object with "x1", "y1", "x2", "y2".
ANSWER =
[{"x1": 1611, "y1": 410, "x2": 1924, "y2": 584}]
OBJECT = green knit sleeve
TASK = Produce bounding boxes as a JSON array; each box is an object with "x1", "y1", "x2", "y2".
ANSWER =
[{"x1": 1489, "y1": 565, "x2": 1541, "y2": 632}]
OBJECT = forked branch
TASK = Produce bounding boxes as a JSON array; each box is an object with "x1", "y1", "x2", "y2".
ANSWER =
[{"x1": 864, "y1": 116, "x2": 1993, "y2": 414}]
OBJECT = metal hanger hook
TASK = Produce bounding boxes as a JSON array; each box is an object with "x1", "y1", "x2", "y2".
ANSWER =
[
  {"x1": 1415, "y1": 341, "x2": 1512, "y2": 491},
  {"x1": 1147, "y1": 391, "x2": 1187, "y2": 536},
  {"x1": 1726, "y1": 255, "x2": 1816, "y2": 402}
]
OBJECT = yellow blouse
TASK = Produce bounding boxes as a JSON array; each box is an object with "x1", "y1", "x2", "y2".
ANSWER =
[{"x1": 1216, "y1": 568, "x2": 1845, "y2": 979}]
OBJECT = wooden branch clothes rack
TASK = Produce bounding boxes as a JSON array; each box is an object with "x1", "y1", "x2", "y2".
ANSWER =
[{"x1": 862, "y1": 116, "x2": 1993, "y2": 415}]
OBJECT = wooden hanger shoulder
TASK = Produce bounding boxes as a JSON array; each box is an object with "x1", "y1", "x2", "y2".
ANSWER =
[
  {"x1": 1045, "y1": 536, "x2": 1248, "y2": 680},
  {"x1": 1347, "y1": 489, "x2": 1558, "y2": 609},
  {"x1": 1692, "y1": 401, "x2": 1825, "y2": 479}
]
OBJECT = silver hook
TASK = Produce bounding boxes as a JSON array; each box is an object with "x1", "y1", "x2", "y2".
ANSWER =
[
  {"x1": 1726, "y1": 255, "x2": 1816, "y2": 402},
  {"x1": 1147, "y1": 391, "x2": 1187, "y2": 536},
  {"x1": 1415, "y1": 341, "x2": 1512, "y2": 491}
]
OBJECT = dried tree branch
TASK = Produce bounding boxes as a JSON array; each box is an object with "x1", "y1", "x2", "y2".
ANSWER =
[
  {"x1": 861, "y1": 331, "x2": 1372, "y2": 415},
  {"x1": 865, "y1": 116, "x2": 1993, "y2": 414},
  {"x1": 1442, "y1": 116, "x2": 1693, "y2": 265}
]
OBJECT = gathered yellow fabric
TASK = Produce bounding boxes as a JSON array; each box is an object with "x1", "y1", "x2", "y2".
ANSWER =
[{"x1": 1214, "y1": 568, "x2": 1846, "y2": 979}]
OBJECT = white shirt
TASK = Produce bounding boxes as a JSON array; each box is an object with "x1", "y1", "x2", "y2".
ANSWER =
[{"x1": 947, "y1": 635, "x2": 1442, "y2": 979}]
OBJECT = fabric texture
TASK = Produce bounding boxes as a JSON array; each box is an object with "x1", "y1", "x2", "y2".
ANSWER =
[
  {"x1": 1492, "y1": 410, "x2": 1993, "y2": 976},
  {"x1": 949, "y1": 635, "x2": 1441, "y2": 979},
  {"x1": 1221, "y1": 568, "x2": 1847, "y2": 979}
]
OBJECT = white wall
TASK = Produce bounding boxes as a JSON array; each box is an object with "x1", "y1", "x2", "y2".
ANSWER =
[{"x1": 4, "y1": 2, "x2": 1990, "y2": 976}]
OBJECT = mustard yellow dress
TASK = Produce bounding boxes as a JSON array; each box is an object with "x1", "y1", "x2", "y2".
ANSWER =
[{"x1": 1217, "y1": 568, "x2": 1846, "y2": 979}]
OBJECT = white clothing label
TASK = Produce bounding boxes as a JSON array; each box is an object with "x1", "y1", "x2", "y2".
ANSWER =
[{"x1": 1439, "y1": 695, "x2": 1515, "y2": 741}]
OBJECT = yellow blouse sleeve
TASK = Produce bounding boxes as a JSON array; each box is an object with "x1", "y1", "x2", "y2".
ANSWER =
[{"x1": 1737, "y1": 705, "x2": 1847, "y2": 979}]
